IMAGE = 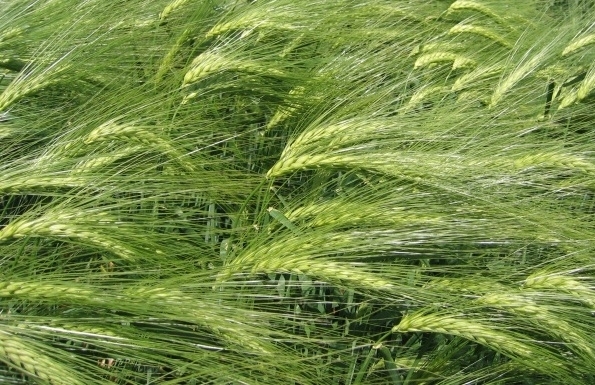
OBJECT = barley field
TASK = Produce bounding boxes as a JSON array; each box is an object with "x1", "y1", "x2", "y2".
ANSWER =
[{"x1": 1, "y1": 0, "x2": 595, "y2": 384}]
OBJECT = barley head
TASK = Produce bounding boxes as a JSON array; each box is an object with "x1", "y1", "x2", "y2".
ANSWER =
[
  {"x1": 562, "y1": 33, "x2": 595, "y2": 57},
  {"x1": 0, "y1": 331, "x2": 84, "y2": 385},
  {"x1": 392, "y1": 312, "x2": 533, "y2": 357},
  {"x1": 490, "y1": 50, "x2": 546, "y2": 107},
  {"x1": 478, "y1": 293, "x2": 595, "y2": 359},
  {"x1": 448, "y1": 24, "x2": 512, "y2": 48},
  {"x1": 448, "y1": 1, "x2": 508, "y2": 26},
  {"x1": 576, "y1": 66, "x2": 595, "y2": 102},
  {"x1": 159, "y1": 0, "x2": 190, "y2": 21},
  {"x1": 524, "y1": 273, "x2": 595, "y2": 308}
]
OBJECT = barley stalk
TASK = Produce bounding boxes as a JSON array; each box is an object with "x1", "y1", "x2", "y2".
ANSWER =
[
  {"x1": 279, "y1": 119, "x2": 387, "y2": 160},
  {"x1": 39, "y1": 324, "x2": 120, "y2": 339},
  {"x1": 267, "y1": 153, "x2": 346, "y2": 177},
  {"x1": 205, "y1": 10, "x2": 298, "y2": 38},
  {"x1": 126, "y1": 287, "x2": 272, "y2": 353},
  {"x1": 0, "y1": 76, "x2": 57, "y2": 111},
  {"x1": 0, "y1": 54, "x2": 71, "y2": 111},
  {"x1": 287, "y1": 201, "x2": 441, "y2": 228},
  {"x1": 84, "y1": 120, "x2": 158, "y2": 146},
  {"x1": 0, "y1": 331, "x2": 84, "y2": 385},
  {"x1": 414, "y1": 52, "x2": 476, "y2": 70},
  {"x1": 410, "y1": 42, "x2": 466, "y2": 57},
  {"x1": 0, "y1": 125, "x2": 16, "y2": 139},
  {"x1": 266, "y1": 105, "x2": 297, "y2": 130},
  {"x1": 47, "y1": 223, "x2": 138, "y2": 260},
  {"x1": 268, "y1": 150, "x2": 461, "y2": 179},
  {"x1": 453, "y1": 56, "x2": 476, "y2": 70},
  {"x1": 562, "y1": 33, "x2": 595, "y2": 57},
  {"x1": 129, "y1": 286, "x2": 194, "y2": 303},
  {"x1": 266, "y1": 86, "x2": 306, "y2": 130}
]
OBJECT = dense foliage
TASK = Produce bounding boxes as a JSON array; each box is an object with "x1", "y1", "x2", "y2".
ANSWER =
[{"x1": 1, "y1": 0, "x2": 595, "y2": 383}]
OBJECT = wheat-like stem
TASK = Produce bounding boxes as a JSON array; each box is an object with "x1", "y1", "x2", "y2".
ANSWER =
[
  {"x1": 286, "y1": 201, "x2": 442, "y2": 228},
  {"x1": 266, "y1": 86, "x2": 306, "y2": 130},
  {"x1": 0, "y1": 73, "x2": 65, "y2": 112},
  {"x1": 276, "y1": 118, "x2": 389, "y2": 161},
  {"x1": 0, "y1": 27, "x2": 23, "y2": 45}
]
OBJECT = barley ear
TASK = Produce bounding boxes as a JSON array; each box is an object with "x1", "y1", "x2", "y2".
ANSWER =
[
  {"x1": 576, "y1": 67, "x2": 595, "y2": 102},
  {"x1": 447, "y1": 1, "x2": 508, "y2": 26},
  {"x1": 562, "y1": 33, "x2": 595, "y2": 57},
  {"x1": 0, "y1": 331, "x2": 85, "y2": 385},
  {"x1": 414, "y1": 52, "x2": 458, "y2": 69},
  {"x1": 159, "y1": 0, "x2": 190, "y2": 21},
  {"x1": 156, "y1": 28, "x2": 193, "y2": 81},
  {"x1": 392, "y1": 312, "x2": 538, "y2": 360},
  {"x1": 490, "y1": 51, "x2": 545, "y2": 107},
  {"x1": 448, "y1": 24, "x2": 512, "y2": 48},
  {"x1": 524, "y1": 273, "x2": 595, "y2": 308},
  {"x1": 401, "y1": 86, "x2": 447, "y2": 113},
  {"x1": 478, "y1": 293, "x2": 595, "y2": 359},
  {"x1": 557, "y1": 88, "x2": 578, "y2": 110}
]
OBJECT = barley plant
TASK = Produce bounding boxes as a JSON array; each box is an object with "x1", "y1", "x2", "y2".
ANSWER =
[{"x1": 1, "y1": 0, "x2": 595, "y2": 384}]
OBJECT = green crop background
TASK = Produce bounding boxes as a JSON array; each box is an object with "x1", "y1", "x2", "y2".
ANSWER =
[{"x1": 1, "y1": 0, "x2": 595, "y2": 383}]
